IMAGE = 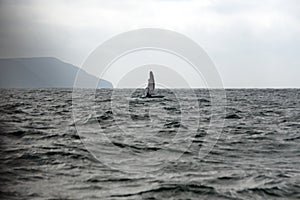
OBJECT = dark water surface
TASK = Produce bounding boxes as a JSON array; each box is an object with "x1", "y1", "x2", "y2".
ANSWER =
[{"x1": 0, "y1": 89, "x2": 299, "y2": 199}]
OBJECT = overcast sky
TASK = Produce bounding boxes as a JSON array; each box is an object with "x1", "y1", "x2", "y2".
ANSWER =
[{"x1": 0, "y1": 0, "x2": 299, "y2": 88}]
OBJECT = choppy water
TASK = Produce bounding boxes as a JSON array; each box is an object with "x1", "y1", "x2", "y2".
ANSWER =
[{"x1": 0, "y1": 89, "x2": 299, "y2": 200}]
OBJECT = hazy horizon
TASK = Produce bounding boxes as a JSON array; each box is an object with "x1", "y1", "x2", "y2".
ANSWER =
[{"x1": 1, "y1": 56, "x2": 300, "y2": 89}]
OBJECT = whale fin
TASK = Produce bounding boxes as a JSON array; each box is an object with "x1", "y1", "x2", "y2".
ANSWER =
[{"x1": 147, "y1": 71, "x2": 155, "y2": 95}]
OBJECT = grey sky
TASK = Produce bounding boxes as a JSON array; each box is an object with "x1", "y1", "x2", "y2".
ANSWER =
[{"x1": 0, "y1": 0, "x2": 299, "y2": 87}]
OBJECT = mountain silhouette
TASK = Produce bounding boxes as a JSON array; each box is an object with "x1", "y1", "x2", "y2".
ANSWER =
[{"x1": 0, "y1": 57, "x2": 113, "y2": 88}]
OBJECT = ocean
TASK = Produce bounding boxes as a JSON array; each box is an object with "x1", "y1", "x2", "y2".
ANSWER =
[{"x1": 0, "y1": 88, "x2": 299, "y2": 199}]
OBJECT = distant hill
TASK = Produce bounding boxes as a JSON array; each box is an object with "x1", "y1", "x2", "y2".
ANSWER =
[{"x1": 0, "y1": 57, "x2": 113, "y2": 88}]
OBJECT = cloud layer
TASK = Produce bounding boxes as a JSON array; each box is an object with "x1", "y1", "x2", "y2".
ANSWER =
[{"x1": 0, "y1": 0, "x2": 299, "y2": 87}]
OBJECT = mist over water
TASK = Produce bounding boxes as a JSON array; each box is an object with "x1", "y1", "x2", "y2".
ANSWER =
[{"x1": 0, "y1": 89, "x2": 299, "y2": 199}]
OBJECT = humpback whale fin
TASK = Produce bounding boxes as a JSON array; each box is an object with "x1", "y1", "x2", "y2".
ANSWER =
[
  {"x1": 142, "y1": 71, "x2": 164, "y2": 98},
  {"x1": 148, "y1": 71, "x2": 155, "y2": 95},
  {"x1": 145, "y1": 71, "x2": 155, "y2": 97}
]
